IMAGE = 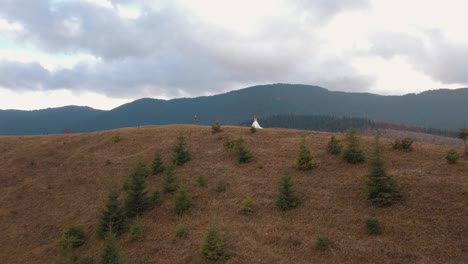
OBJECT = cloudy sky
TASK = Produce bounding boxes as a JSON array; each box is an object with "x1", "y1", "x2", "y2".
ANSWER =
[{"x1": 0, "y1": 0, "x2": 467, "y2": 110}]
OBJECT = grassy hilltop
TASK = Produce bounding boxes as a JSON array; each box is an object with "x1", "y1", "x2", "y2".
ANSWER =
[{"x1": 0, "y1": 125, "x2": 466, "y2": 263}]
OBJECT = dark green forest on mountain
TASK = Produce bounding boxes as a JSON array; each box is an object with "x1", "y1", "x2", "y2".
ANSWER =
[
  {"x1": 239, "y1": 114, "x2": 457, "y2": 137},
  {"x1": 0, "y1": 84, "x2": 466, "y2": 135}
]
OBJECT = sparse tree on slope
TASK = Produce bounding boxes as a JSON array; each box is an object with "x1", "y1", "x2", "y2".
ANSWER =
[
  {"x1": 100, "y1": 233, "x2": 121, "y2": 264},
  {"x1": 163, "y1": 167, "x2": 178, "y2": 193},
  {"x1": 295, "y1": 141, "x2": 318, "y2": 170},
  {"x1": 275, "y1": 174, "x2": 299, "y2": 210},
  {"x1": 97, "y1": 191, "x2": 127, "y2": 238},
  {"x1": 342, "y1": 129, "x2": 365, "y2": 164},
  {"x1": 174, "y1": 189, "x2": 192, "y2": 214},
  {"x1": 458, "y1": 128, "x2": 468, "y2": 157},
  {"x1": 173, "y1": 135, "x2": 191, "y2": 165},
  {"x1": 367, "y1": 137, "x2": 401, "y2": 207},
  {"x1": 201, "y1": 221, "x2": 225, "y2": 260},
  {"x1": 125, "y1": 162, "x2": 150, "y2": 217},
  {"x1": 327, "y1": 135, "x2": 343, "y2": 155},
  {"x1": 151, "y1": 152, "x2": 165, "y2": 175}
]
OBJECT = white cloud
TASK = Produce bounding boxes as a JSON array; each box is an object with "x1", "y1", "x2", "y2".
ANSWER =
[
  {"x1": 0, "y1": 0, "x2": 467, "y2": 110},
  {"x1": 0, "y1": 87, "x2": 127, "y2": 110}
]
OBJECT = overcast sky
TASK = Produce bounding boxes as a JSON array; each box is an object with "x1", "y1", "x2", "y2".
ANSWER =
[{"x1": 0, "y1": 0, "x2": 467, "y2": 110}]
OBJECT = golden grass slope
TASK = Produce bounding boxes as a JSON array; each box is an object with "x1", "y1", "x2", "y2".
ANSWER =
[{"x1": 0, "y1": 125, "x2": 467, "y2": 263}]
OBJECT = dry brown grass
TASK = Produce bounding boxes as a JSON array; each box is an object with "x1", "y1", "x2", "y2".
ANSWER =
[{"x1": 0, "y1": 125, "x2": 467, "y2": 264}]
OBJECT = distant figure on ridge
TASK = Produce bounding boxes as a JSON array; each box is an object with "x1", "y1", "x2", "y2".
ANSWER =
[
  {"x1": 193, "y1": 114, "x2": 198, "y2": 124},
  {"x1": 251, "y1": 117, "x2": 263, "y2": 129}
]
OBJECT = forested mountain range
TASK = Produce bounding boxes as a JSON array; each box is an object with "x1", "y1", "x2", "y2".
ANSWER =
[
  {"x1": 0, "y1": 83, "x2": 467, "y2": 135},
  {"x1": 239, "y1": 114, "x2": 457, "y2": 137}
]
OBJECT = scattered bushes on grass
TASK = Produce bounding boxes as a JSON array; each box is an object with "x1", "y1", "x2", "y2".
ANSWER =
[
  {"x1": 215, "y1": 179, "x2": 226, "y2": 192},
  {"x1": 241, "y1": 197, "x2": 254, "y2": 215},
  {"x1": 151, "y1": 152, "x2": 165, "y2": 175},
  {"x1": 100, "y1": 233, "x2": 121, "y2": 264},
  {"x1": 59, "y1": 225, "x2": 85, "y2": 250},
  {"x1": 163, "y1": 168, "x2": 178, "y2": 193},
  {"x1": 175, "y1": 225, "x2": 188, "y2": 238},
  {"x1": 224, "y1": 137, "x2": 252, "y2": 163},
  {"x1": 197, "y1": 175, "x2": 207, "y2": 187},
  {"x1": 97, "y1": 191, "x2": 128, "y2": 238},
  {"x1": 294, "y1": 140, "x2": 318, "y2": 170},
  {"x1": 365, "y1": 214, "x2": 382, "y2": 235},
  {"x1": 132, "y1": 160, "x2": 149, "y2": 178},
  {"x1": 211, "y1": 122, "x2": 223, "y2": 134},
  {"x1": 112, "y1": 134, "x2": 121, "y2": 143},
  {"x1": 172, "y1": 135, "x2": 191, "y2": 165},
  {"x1": 274, "y1": 174, "x2": 299, "y2": 211},
  {"x1": 314, "y1": 235, "x2": 332, "y2": 251},
  {"x1": 130, "y1": 218, "x2": 144, "y2": 241},
  {"x1": 446, "y1": 149, "x2": 460, "y2": 164},
  {"x1": 367, "y1": 137, "x2": 401, "y2": 207},
  {"x1": 174, "y1": 189, "x2": 192, "y2": 215},
  {"x1": 149, "y1": 190, "x2": 162, "y2": 208},
  {"x1": 233, "y1": 140, "x2": 253, "y2": 163},
  {"x1": 342, "y1": 129, "x2": 365, "y2": 164},
  {"x1": 201, "y1": 221, "x2": 225, "y2": 260},
  {"x1": 327, "y1": 136, "x2": 343, "y2": 155},
  {"x1": 392, "y1": 137, "x2": 414, "y2": 152},
  {"x1": 124, "y1": 162, "x2": 150, "y2": 217},
  {"x1": 223, "y1": 137, "x2": 242, "y2": 149}
]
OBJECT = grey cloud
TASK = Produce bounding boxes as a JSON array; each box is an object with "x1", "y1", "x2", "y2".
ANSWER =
[
  {"x1": 0, "y1": 61, "x2": 49, "y2": 90},
  {"x1": 370, "y1": 32, "x2": 425, "y2": 59},
  {"x1": 293, "y1": 0, "x2": 369, "y2": 20},
  {"x1": 0, "y1": 0, "x2": 186, "y2": 59},
  {"x1": 0, "y1": 0, "x2": 373, "y2": 97},
  {"x1": 370, "y1": 31, "x2": 468, "y2": 85},
  {"x1": 289, "y1": 57, "x2": 374, "y2": 92}
]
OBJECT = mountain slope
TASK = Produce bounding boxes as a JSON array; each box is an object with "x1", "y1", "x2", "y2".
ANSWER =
[
  {"x1": 0, "y1": 125, "x2": 466, "y2": 263},
  {"x1": 1, "y1": 84, "x2": 467, "y2": 135}
]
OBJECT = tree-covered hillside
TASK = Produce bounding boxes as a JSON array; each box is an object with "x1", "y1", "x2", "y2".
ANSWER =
[{"x1": 0, "y1": 84, "x2": 467, "y2": 135}]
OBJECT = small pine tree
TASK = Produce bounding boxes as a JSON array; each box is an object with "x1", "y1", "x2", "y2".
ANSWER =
[
  {"x1": 458, "y1": 128, "x2": 468, "y2": 157},
  {"x1": 327, "y1": 136, "x2": 343, "y2": 155},
  {"x1": 59, "y1": 225, "x2": 85, "y2": 250},
  {"x1": 97, "y1": 191, "x2": 128, "y2": 238},
  {"x1": 149, "y1": 190, "x2": 162, "y2": 207},
  {"x1": 294, "y1": 141, "x2": 318, "y2": 170},
  {"x1": 314, "y1": 235, "x2": 332, "y2": 251},
  {"x1": 342, "y1": 129, "x2": 365, "y2": 164},
  {"x1": 215, "y1": 179, "x2": 226, "y2": 192},
  {"x1": 201, "y1": 222, "x2": 225, "y2": 260},
  {"x1": 274, "y1": 174, "x2": 299, "y2": 211},
  {"x1": 174, "y1": 189, "x2": 192, "y2": 214},
  {"x1": 162, "y1": 168, "x2": 178, "y2": 193},
  {"x1": 250, "y1": 126, "x2": 257, "y2": 133},
  {"x1": 223, "y1": 138, "x2": 236, "y2": 149},
  {"x1": 132, "y1": 160, "x2": 149, "y2": 178},
  {"x1": 392, "y1": 137, "x2": 414, "y2": 152},
  {"x1": 233, "y1": 140, "x2": 252, "y2": 163},
  {"x1": 151, "y1": 153, "x2": 165, "y2": 175},
  {"x1": 175, "y1": 225, "x2": 187, "y2": 238},
  {"x1": 367, "y1": 137, "x2": 402, "y2": 207},
  {"x1": 130, "y1": 218, "x2": 144, "y2": 241},
  {"x1": 446, "y1": 149, "x2": 460, "y2": 164},
  {"x1": 211, "y1": 122, "x2": 223, "y2": 134},
  {"x1": 124, "y1": 164, "x2": 150, "y2": 218},
  {"x1": 100, "y1": 233, "x2": 121, "y2": 264},
  {"x1": 365, "y1": 214, "x2": 382, "y2": 235},
  {"x1": 197, "y1": 175, "x2": 207, "y2": 187},
  {"x1": 241, "y1": 197, "x2": 254, "y2": 215},
  {"x1": 172, "y1": 135, "x2": 191, "y2": 165}
]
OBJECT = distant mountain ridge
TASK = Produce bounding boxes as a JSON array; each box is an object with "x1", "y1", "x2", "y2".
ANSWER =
[{"x1": 1, "y1": 83, "x2": 467, "y2": 135}]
